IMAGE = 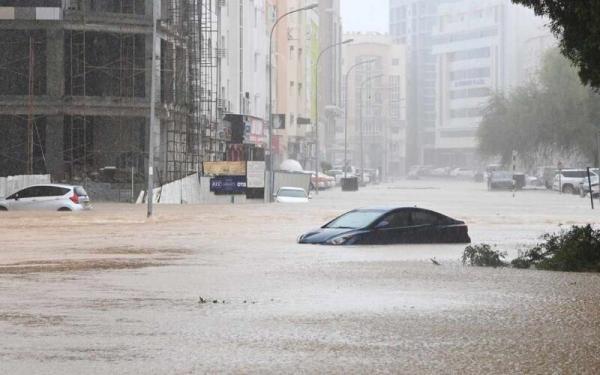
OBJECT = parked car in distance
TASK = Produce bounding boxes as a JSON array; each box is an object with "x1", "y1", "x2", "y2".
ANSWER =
[
  {"x1": 430, "y1": 167, "x2": 451, "y2": 177},
  {"x1": 326, "y1": 169, "x2": 344, "y2": 185},
  {"x1": 488, "y1": 171, "x2": 514, "y2": 190},
  {"x1": 552, "y1": 169, "x2": 589, "y2": 194},
  {"x1": 309, "y1": 171, "x2": 335, "y2": 190},
  {"x1": 0, "y1": 184, "x2": 91, "y2": 211},
  {"x1": 364, "y1": 169, "x2": 380, "y2": 184},
  {"x1": 298, "y1": 207, "x2": 470, "y2": 245},
  {"x1": 578, "y1": 169, "x2": 599, "y2": 197},
  {"x1": 450, "y1": 168, "x2": 476, "y2": 179},
  {"x1": 274, "y1": 187, "x2": 310, "y2": 203}
]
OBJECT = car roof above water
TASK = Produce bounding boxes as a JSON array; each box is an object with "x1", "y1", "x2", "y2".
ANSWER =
[
  {"x1": 354, "y1": 206, "x2": 418, "y2": 213},
  {"x1": 22, "y1": 183, "x2": 79, "y2": 189}
]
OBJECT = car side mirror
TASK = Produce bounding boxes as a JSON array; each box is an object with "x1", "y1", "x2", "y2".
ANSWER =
[
  {"x1": 375, "y1": 220, "x2": 389, "y2": 229},
  {"x1": 14, "y1": 194, "x2": 19, "y2": 201}
]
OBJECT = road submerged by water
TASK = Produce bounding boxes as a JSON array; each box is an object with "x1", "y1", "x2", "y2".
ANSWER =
[{"x1": 0, "y1": 180, "x2": 599, "y2": 374}]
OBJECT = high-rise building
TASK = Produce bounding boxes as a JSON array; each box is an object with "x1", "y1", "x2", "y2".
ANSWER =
[
  {"x1": 272, "y1": 0, "x2": 318, "y2": 169},
  {"x1": 389, "y1": 0, "x2": 458, "y2": 168},
  {"x1": 341, "y1": 33, "x2": 407, "y2": 178},
  {"x1": 431, "y1": 0, "x2": 555, "y2": 167},
  {"x1": 317, "y1": 0, "x2": 343, "y2": 167}
]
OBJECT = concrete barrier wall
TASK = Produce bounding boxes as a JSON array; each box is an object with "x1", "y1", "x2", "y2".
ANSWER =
[
  {"x1": 151, "y1": 173, "x2": 254, "y2": 204},
  {"x1": 0, "y1": 175, "x2": 52, "y2": 198}
]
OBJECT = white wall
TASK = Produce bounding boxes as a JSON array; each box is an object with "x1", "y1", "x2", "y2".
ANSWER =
[
  {"x1": 151, "y1": 173, "x2": 253, "y2": 205},
  {"x1": 0, "y1": 175, "x2": 51, "y2": 198}
]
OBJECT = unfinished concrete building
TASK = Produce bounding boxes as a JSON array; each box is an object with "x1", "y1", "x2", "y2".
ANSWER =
[{"x1": 0, "y1": 0, "x2": 219, "y2": 199}]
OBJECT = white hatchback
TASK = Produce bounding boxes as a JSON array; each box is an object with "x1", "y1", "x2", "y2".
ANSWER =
[
  {"x1": 0, "y1": 184, "x2": 91, "y2": 212},
  {"x1": 275, "y1": 187, "x2": 310, "y2": 203}
]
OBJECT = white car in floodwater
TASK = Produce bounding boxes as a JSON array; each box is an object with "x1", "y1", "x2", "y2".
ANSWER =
[
  {"x1": 275, "y1": 187, "x2": 310, "y2": 203},
  {"x1": 0, "y1": 184, "x2": 91, "y2": 211}
]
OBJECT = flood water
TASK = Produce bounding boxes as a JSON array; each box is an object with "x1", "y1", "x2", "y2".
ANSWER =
[{"x1": 1, "y1": 180, "x2": 599, "y2": 373}]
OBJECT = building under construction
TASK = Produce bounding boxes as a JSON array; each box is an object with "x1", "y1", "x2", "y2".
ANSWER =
[{"x1": 0, "y1": 0, "x2": 220, "y2": 199}]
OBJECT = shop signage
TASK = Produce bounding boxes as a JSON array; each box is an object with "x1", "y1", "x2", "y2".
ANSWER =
[{"x1": 209, "y1": 176, "x2": 247, "y2": 195}]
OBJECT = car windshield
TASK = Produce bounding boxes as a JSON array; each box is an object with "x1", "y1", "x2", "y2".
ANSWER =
[
  {"x1": 325, "y1": 210, "x2": 384, "y2": 229},
  {"x1": 278, "y1": 189, "x2": 306, "y2": 198}
]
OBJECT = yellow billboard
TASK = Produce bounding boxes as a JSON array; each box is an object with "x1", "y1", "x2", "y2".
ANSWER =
[{"x1": 202, "y1": 161, "x2": 247, "y2": 176}]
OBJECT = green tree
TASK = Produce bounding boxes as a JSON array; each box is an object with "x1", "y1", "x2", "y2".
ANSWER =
[
  {"x1": 512, "y1": 0, "x2": 600, "y2": 89},
  {"x1": 477, "y1": 49, "x2": 600, "y2": 165}
]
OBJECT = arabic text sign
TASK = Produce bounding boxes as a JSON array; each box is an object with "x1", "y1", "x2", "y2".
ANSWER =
[{"x1": 203, "y1": 161, "x2": 246, "y2": 176}]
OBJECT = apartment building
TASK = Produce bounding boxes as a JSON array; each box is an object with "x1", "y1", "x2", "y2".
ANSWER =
[
  {"x1": 341, "y1": 32, "x2": 407, "y2": 178},
  {"x1": 431, "y1": 0, "x2": 554, "y2": 167}
]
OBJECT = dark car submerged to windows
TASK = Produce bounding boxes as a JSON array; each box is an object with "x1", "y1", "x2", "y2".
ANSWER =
[{"x1": 298, "y1": 207, "x2": 470, "y2": 245}]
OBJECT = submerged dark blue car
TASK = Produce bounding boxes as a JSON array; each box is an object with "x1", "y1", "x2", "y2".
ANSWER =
[{"x1": 298, "y1": 207, "x2": 471, "y2": 245}]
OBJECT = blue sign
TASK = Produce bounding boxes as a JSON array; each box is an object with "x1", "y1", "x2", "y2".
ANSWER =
[{"x1": 210, "y1": 176, "x2": 247, "y2": 195}]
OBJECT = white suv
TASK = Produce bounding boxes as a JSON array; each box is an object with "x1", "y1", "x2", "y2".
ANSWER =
[
  {"x1": 0, "y1": 184, "x2": 91, "y2": 211},
  {"x1": 553, "y1": 169, "x2": 588, "y2": 194}
]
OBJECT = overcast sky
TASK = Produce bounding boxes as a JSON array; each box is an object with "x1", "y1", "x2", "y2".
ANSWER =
[{"x1": 341, "y1": 0, "x2": 389, "y2": 34}]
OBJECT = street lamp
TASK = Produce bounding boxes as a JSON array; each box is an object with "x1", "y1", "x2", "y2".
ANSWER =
[
  {"x1": 343, "y1": 59, "x2": 376, "y2": 180},
  {"x1": 358, "y1": 74, "x2": 384, "y2": 185},
  {"x1": 267, "y1": 3, "x2": 318, "y2": 202},
  {"x1": 313, "y1": 38, "x2": 353, "y2": 194},
  {"x1": 147, "y1": 0, "x2": 159, "y2": 218}
]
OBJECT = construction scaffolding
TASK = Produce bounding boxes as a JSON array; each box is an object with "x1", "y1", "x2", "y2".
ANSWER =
[
  {"x1": 198, "y1": 0, "x2": 220, "y2": 161},
  {"x1": 0, "y1": 1, "x2": 218, "y2": 199}
]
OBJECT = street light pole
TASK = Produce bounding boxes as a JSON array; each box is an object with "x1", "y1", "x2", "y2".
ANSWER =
[
  {"x1": 147, "y1": 0, "x2": 159, "y2": 218},
  {"x1": 358, "y1": 74, "x2": 383, "y2": 185},
  {"x1": 343, "y1": 59, "x2": 376, "y2": 180},
  {"x1": 314, "y1": 38, "x2": 353, "y2": 194},
  {"x1": 267, "y1": 3, "x2": 318, "y2": 202}
]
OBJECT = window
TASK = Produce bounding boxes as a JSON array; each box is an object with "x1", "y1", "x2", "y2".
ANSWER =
[
  {"x1": 11, "y1": 187, "x2": 37, "y2": 199},
  {"x1": 450, "y1": 87, "x2": 491, "y2": 99},
  {"x1": 563, "y1": 171, "x2": 588, "y2": 178},
  {"x1": 37, "y1": 186, "x2": 69, "y2": 197},
  {"x1": 326, "y1": 210, "x2": 384, "y2": 229},
  {"x1": 412, "y1": 210, "x2": 442, "y2": 226},
  {"x1": 382, "y1": 211, "x2": 411, "y2": 227},
  {"x1": 74, "y1": 186, "x2": 88, "y2": 196},
  {"x1": 392, "y1": 58, "x2": 400, "y2": 66},
  {"x1": 450, "y1": 67, "x2": 491, "y2": 81},
  {"x1": 450, "y1": 108, "x2": 484, "y2": 118}
]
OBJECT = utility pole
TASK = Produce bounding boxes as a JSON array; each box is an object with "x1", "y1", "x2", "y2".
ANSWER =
[
  {"x1": 147, "y1": 0, "x2": 159, "y2": 218},
  {"x1": 267, "y1": 4, "x2": 318, "y2": 202},
  {"x1": 343, "y1": 59, "x2": 376, "y2": 180},
  {"x1": 358, "y1": 74, "x2": 383, "y2": 184},
  {"x1": 314, "y1": 38, "x2": 353, "y2": 194},
  {"x1": 27, "y1": 36, "x2": 35, "y2": 175}
]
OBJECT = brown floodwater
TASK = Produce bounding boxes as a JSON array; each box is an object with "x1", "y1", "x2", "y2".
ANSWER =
[{"x1": 0, "y1": 180, "x2": 599, "y2": 374}]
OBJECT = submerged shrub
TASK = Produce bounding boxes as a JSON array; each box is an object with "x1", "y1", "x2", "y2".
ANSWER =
[
  {"x1": 522, "y1": 225, "x2": 600, "y2": 272},
  {"x1": 462, "y1": 244, "x2": 508, "y2": 268}
]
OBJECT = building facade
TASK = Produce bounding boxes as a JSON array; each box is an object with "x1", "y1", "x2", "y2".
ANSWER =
[
  {"x1": 272, "y1": 0, "x2": 318, "y2": 170},
  {"x1": 341, "y1": 33, "x2": 407, "y2": 179},
  {"x1": 317, "y1": 0, "x2": 343, "y2": 168},
  {"x1": 431, "y1": 0, "x2": 555, "y2": 167},
  {"x1": 389, "y1": 0, "x2": 458, "y2": 168},
  {"x1": 0, "y1": 0, "x2": 206, "y2": 195}
]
